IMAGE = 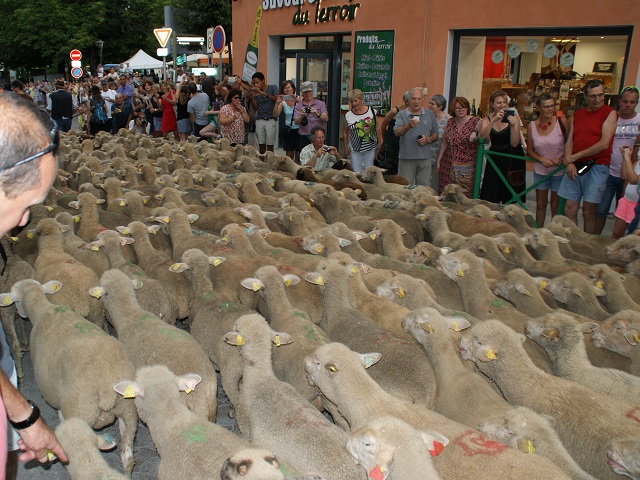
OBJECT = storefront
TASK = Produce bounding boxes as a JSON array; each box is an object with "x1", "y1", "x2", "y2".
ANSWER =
[{"x1": 231, "y1": 0, "x2": 639, "y2": 149}]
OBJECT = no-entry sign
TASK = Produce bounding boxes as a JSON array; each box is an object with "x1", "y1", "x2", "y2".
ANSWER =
[{"x1": 70, "y1": 49, "x2": 82, "y2": 61}]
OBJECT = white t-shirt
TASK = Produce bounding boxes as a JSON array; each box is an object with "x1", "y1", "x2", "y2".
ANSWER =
[
  {"x1": 102, "y1": 88, "x2": 118, "y2": 119},
  {"x1": 611, "y1": 113, "x2": 640, "y2": 178}
]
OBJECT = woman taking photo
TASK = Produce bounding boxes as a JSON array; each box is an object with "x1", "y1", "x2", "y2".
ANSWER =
[
  {"x1": 526, "y1": 94, "x2": 568, "y2": 226},
  {"x1": 429, "y1": 94, "x2": 450, "y2": 190},
  {"x1": 219, "y1": 88, "x2": 250, "y2": 145},
  {"x1": 479, "y1": 90, "x2": 525, "y2": 203},
  {"x1": 343, "y1": 89, "x2": 378, "y2": 174},
  {"x1": 147, "y1": 84, "x2": 164, "y2": 138},
  {"x1": 273, "y1": 80, "x2": 301, "y2": 162},
  {"x1": 436, "y1": 96, "x2": 479, "y2": 195}
]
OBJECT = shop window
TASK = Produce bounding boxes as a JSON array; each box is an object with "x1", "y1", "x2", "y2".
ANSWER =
[
  {"x1": 308, "y1": 36, "x2": 335, "y2": 50},
  {"x1": 284, "y1": 37, "x2": 306, "y2": 50}
]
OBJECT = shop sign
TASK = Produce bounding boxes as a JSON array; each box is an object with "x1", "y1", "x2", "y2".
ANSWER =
[
  {"x1": 353, "y1": 31, "x2": 394, "y2": 114},
  {"x1": 263, "y1": 0, "x2": 360, "y2": 26}
]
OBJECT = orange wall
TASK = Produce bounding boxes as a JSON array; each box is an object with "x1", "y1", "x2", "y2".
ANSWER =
[{"x1": 232, "y1": 0, "x2": 639, "y2": 106}]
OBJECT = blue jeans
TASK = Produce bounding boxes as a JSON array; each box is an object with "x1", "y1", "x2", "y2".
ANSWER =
[
  {"x1": 54, "y1": 117, "x2": 72, "y2": 132},
  {"x1": 596, "y1": 174, "x2": 624, "y2": 216},
  {"x1": 627, "y1": 200, "x2": 640, "y2": 234}
]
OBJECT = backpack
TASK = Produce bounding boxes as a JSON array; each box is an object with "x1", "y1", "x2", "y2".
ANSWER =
[{"x1": 91, "y1": 97, "x2": 108, "y2": 123}]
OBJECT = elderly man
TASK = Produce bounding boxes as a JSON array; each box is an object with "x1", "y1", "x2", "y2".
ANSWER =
[
  {"x1": 558, "y1": 79, "x2": 617, "y2": 233},
  {"x1": 393, "y1": 87, "x2": 438, "y2": 186},
  {"x1": 294, "y1": 81, "x2": 329, "y2": 149},
  {"x1": 299, "y1": 126, "x2": 346, "y2": 171},
  {"x1": 0, "y1": 92, "x2": 68, "y2": 475}
]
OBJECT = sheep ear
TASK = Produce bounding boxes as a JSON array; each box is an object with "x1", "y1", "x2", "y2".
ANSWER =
[
  {"x1": 85, "y1": 241, "x2": 102, "y2": 251},
  {"x1": 88, "y1": 286, "x2": 106, "y2": 299},
  {"x1": 368, "y1": 229, "x2": 380, "y2": 240},
  {"x1": 541, "y1": 327, "x2": 561, "y2": 342},
  {"x1": 141, "y1": 195, "x2": 151, "y2": 204},
  {"x1": 272, "y1": 332, "x2": 293, "y2": 347},
  {"x1": 553, "y1": 235, "x2": 570, "y2": 244},
  {"x1": 443, "y1": 316, "x2": 471, "y2": 332},
  {"x1": 592, "y1": 286, "x2": 606, "y2": 297},
  {"x1": 303, "y1": 242, "x2": 324, "y2": 255},
  {"x1": 514, "y1": 284, "x2": 533, "y2": 297},
  {"x1": 282, "y1": 274, "x2": 300, "y2": 287},
  {"x1": 58, "y1": 224, "x2": 70, "y2": 234},
  {"x1": 116, "y1": 198, "x2": 128, "y2": 207},
  {"x1": 351, "y1": 230, "x2": 368, "y2": 241},
  {"x1": 360, "y1": 352, "x2": 382, "y2": 369},
  {"x1": 116, "y1": 226, "x2": 131, "y2": 235},
  {"x1": 114, "y1": 381, "x2": 143, "y2": 399},
  {"x1": 234, "y1": 207, "x2": 251, "y2": 218},
  {"x1": 120, "y1": 236, "x2": 135, "y2": 246},
  {"x1": 68, "y1": 200, "x2": 79, "y2": 209},
  {"x1": 0, "y1": 293, "x2": 17, "y2": 307},
  {"x1": 581, "y1": 322, "x2": 599, "y2": 334},
  {"x1": 241, "y1": 278, "x2": 264, "y2": 291},
  {"x1": 391, "y1": 286, "x2": 405, "y2": 298},
  {"x1": 478, "y1": 346, "x2": 498, "y2": 362},
  {"x1": 169, "y1": 262, "x2": 190, "y2": 273},
  {"x1": 535, "y1": 277, "x2": 550, "y2": 290},
  {"x1": 208, "y1": 256, "x2": 226, "y2": 267},
  {"x1": 96, "y1": 433, "x2": 117, "y2": 451},
  {"x1": 155, "y1": 216, "x2": 170, "y2": 224},
  {"x1": 420, "y1": 430, "x2": 449, "y2": 456},
  {"x1": 177, "y1": 373, "x2": 202, "y2": 393},
  {"x1": 516, "y1": 437, "x2": 536, "y2": 454},
  {"x1": 571, "y1": 287, "x2": 584, "y2": 299},
  {"x1": 304, "y1": 273, "x2": 325, "y2": 286},
  {"x1": 187, "y1": 214, "x2": 199, "y2": 224},
  {"x1": 131, "y1": 279, "x2": 143, "y2": 290},
  {"x1": 338, "y1": 237, "x2": 352, "y2": 247},
  {"x1": 353, "y1": 263, "x2": 372, "y2": 274},
  {"x1": 624, "y1": 330, "x2": 640, "y2": 346},
  {"x1": 243, "y1": 223, "x2": 260, "y2": 235},
  {"x1": 263, "y1": 211, "x2": 278, "y2": 220},
  {"x1": 223, "y1": 332, "x2": 245, "y2": 346},
  {"x1": 96, "y1": 199, "x2": 106, "y2": 205},
  {"x1": 42, "y1": 281, "x2": 63, "y2": 295},
  {"x1": 148, "y1": 225, "x2": 161, "y2": 235}
]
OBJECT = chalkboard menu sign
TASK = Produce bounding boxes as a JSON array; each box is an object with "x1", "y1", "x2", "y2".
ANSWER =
[{"x1": 353, "y1": 30, "x2": 394, "y2": 115}]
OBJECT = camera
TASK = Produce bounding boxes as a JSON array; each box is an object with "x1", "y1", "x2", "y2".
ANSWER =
[
  {"x1": 324, "y1": 146, "x2": 331, "y2": 152},
  {"x1": 502, "y1": 108, "x2": 516, "y2": 123},
  {"x1": 304, "y1": 107, "x2": 312, "y2": 114}
]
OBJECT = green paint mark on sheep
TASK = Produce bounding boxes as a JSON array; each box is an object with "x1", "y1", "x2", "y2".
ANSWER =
[
  {"x1": 292, "y1": 310, "x2": 308, "y2": 319},
  {"x1": 182, "y1": 425, "x2": 207, "y2": 443},
  {"x1": 303, "y1": 324, "x2": 330, "y2": 343},
  {"x1": 159, "y1": 327, "x2": 188, "y2": 340},
  {"x1": 137, "y1": 314, "x2": 156, "y2": 323},
  {"x1": 132, "y1": 271, "x2": 145, "y2": 277},
  {"x1": 201, "y1": 291, "x2": 215, "y2": 302},
  {"x1": 53, "y1": 306, "x2": 70, "y2": 314},
  {"x1": 491, "y1": 298, "x2": 507, "y2": 308},
  {"x1": 74, "y1": 322, "x2": 103, "y2": 335}
]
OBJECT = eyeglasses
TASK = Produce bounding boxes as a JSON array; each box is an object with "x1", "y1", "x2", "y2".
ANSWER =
[
  {"x1": 620, "y1": 86, "x2": 639, "y2": 95},
  {"x1": 232, "y1": 96, "x2": 241, "y2": 100},
  {"x1": 0, "y1": 122, "x2": 59, "y2": 174},
  {"x1": 586, "y1": 93, "x2": 605, "y2": 99}
]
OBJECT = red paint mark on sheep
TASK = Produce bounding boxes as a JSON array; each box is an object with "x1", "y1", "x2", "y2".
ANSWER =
[
  {"x1": 625, "y1": 407, "x2": 640, "y2": 424},
  {"x1": 453, "y1": 430, "x2": 508, "y2": 456}
]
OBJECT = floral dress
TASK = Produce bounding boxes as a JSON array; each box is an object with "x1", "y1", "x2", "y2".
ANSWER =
[
  {"x1": 438, "y1": 116, "x2": 479, "y2": 195},
  {"x1": 220, "y1": 103, "x2": 247, "y2": 144}
]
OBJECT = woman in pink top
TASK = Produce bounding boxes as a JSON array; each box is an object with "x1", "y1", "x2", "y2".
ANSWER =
[{"x1": 526, "y1": 94, "x2": 569, "y2": 226}]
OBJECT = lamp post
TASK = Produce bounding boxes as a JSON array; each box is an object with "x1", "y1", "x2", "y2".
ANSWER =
[{"x1": 95, "y1": 39, "x2": 104, "y2": 65}]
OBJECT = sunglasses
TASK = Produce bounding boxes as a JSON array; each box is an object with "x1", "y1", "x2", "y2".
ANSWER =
[
  {"x1": 620, "y1": 86, "x2": 639, "y2": 95},
  {"x1": 0, "y1": 122, "x2": 59, "y2": 174}
]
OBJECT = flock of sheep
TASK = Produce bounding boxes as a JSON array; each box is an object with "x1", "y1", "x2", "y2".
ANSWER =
[{"x1": 2, "y1": 127, "x2": 640, "y2": 479}]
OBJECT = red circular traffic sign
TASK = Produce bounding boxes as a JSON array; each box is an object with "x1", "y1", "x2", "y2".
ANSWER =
[
  {"x1": 212, "y1": 26, "x2": 226, "y2": 54},
  {"x1": 70, "y1": 49, "x2": 82, "y2": 61},
  {"x1": 71, "y1": 67, "x2": 83, "y2": 79}
]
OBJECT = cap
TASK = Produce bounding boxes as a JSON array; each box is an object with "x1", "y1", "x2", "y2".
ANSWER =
[
  {"x1": 100, "y1": 79, "x2": 108, "y2": 85},
  {"x1": 54, "y1": 79, "x2": 66, "y2": 88},
  {"x1": 300, "y1": 81, "x2": 313, "y2": 93}
]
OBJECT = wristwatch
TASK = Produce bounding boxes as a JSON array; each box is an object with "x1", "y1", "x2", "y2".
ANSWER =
[{"x1": 10, "y1": 400, "x2": 41, "y2": 430}]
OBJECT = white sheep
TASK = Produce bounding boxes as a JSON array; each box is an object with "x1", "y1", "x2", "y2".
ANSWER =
[
  {"x1": 220, "y1": 448, "x2": 322, "y2": 479},
  {"x1": 1, "y1": 279, "x2": 137, "y2": 474},
  {"x1": 607, "y1": 440, "x2": 640, "y2": 480},
  {"x1": 590, "y1": 310, "x2": 640, "y2": 375}
]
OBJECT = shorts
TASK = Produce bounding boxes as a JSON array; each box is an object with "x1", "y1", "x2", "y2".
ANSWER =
[
  {"x1": 177, "y1": 118, "x2": 191, "y2": 133},
  {"x1": 255, "y1": 119, "x2": 277, "y2": 145},
  {"x1": 153, "y1": 117, "x2": 163, "y2": 132},
  {"x1": 558, "y1": 164, "x2": 609, "y2": 204},
  {"x1": 533, "y1": 172, "x2": 563, "y2": 192},
  {"x1": 614, "y1": 196, "x2": 638, "y2": 223}
]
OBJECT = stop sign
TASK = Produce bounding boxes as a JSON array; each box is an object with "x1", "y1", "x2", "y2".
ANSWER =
[{"x1": 70, "y1": 49, "x2": 82, "y2": 61}]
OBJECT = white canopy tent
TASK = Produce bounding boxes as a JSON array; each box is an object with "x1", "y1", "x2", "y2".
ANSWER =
[{"x1": 122, "y1": 49, "x2": 163, "y2": 70}]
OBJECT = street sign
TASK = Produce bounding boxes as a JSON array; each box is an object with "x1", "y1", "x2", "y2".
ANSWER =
[
  {"x1": 212, "y1": 25, "x2": 226, "y2": 54},
  {"x1": 157, "y1": 48, "x2": 168, "y2": 57},
  {"x1": 71, "y1": 60, "x2": 82, "y2": 68},
  {"x1": 154, "y1": 28, "x2": 172, "y2": 48},
  {"x1": 70, "y1": 49, "x2": 82, "y2": 61},
  {"x1": 176, "y1": 54, "x2": 187, "y2": 66},
  {"x1": 71, "y1": 67, "x2": 83, "y2": 78},
  {"x1": 206, "y1": 27, "x2": 214, "y2": 54}
]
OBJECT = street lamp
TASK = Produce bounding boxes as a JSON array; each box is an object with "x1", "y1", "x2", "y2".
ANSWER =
[{"x1": 95, "y1": 39, "x2": 104, "y2": 65}]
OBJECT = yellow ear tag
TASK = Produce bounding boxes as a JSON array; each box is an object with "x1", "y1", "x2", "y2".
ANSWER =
[
  {"x1": 51, "y1": 283, "x2": 60, "y2": 292},
  {"x1": 91, "y1": 245, "x2": 100, "y2": 251},
  {"x1": 284, "y1": 279, "x2": 292, "y2": 287},
  {"x1": 397, "y1": 289, "x2": 406, "y2": 299},
  {"x1": 74, "y1": 216, "x2": 80, "y2": 223},
  {"x1": 119, "y1": 201, "x2": 126, "y2": 206},
  {"x1": 143, "y1": 198, "x2": 149, "y2": 204},
  {"x1": 2, "y1": 296, "x2": 11, "y2": 305},
  {"x1": 525, "y1": 440, "x2": 535, "y2": 454},
  {"x1": 486, "y1": 349, "x2": 496, "y2": 360},
  {"x1": 427, "y1": 324, "x2": 434, "y2": 333},
  {"x1": 370, "y1": 233, "x2": 377, "y2": 240},
  {"x1": 27, "y1": 233, "x2": 34, "y2": 239},
  {"x1": 184, "y1": 388, "x2": 192, "y2": 394},
  {"x1": 539, "y1": 280, "x2": 547, "y2": 290},
  {"x1": 595, "y1": 281, "x2": 604, "y2": 289},
  {"x1": 504, "y1": 246, "x2": 511, "y2": 254},
  {"x1": 162, "y1": 217, "x2": 170, "y2": 223},
  {"x1": 316, "y1": 244, "x2": 324, "y2": 253},
  {"x1": 46, "y1": 206, "x2": 54, "y2": 212},
  {"x1": 351, "y1": 266, "x2": 359, "y2": 274},
  {"x1": 288, "y1": 215, "x2": 293, "y2": 221},
  {"x1": 274, "y1": 335, "x2": 281, "y2": 347},
  {"x1": 122, "y1": 228, "x2": 130, "y2": 235},
  {"x1": 123, "y1": 386, "x2": 136, "y2": 399},
  {"x1": 236, "y1": 335, "x2": 245, "y2": 346},
  {"x1": 634, "y1": 333, "x2": 640, "y2": 343},
  {"x1": 452, "y1": 321, "x2": 459, "y2": 332},
  {"x1": 339, "y1": 191, "x2": 344, "y2": 197},
  {"x1": 89, "y1": 288, "x2": 102, "y2": 299},
  {"x1": 170, "y1": 263, "x2": 181, "y2": 271},
  {"x1": 316, "y1": 277, "x2": 325, "y2": 286},
  {"x1": 9, "y1": 237, "x2": 18, "y2": 242},
  {"x1": 252, "y1": 282, "x2": 261, "y2": 292},
  {"x1": 210, "y1": 198, "x2": 216, "y2": 204},
  {"x1": 457, "y1": 269, "x2": 465, "y2": 277},
  {"x1": 212, "y1": 258, "x2": 222, "y2": 267}
]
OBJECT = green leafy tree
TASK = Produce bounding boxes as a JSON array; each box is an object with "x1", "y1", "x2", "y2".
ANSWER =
[{"x1": 171, "y1": 0, "x2": 232, "y2": 47}]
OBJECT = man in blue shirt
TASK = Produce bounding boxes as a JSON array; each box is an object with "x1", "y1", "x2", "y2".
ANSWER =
[{"x1": 116, "y1": 75, "x2": 134, "y2": 108}]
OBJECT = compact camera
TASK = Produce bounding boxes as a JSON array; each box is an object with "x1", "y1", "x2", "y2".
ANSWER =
[{"x1": 304, "y1": 107, "x2": 312, "y2": 114}]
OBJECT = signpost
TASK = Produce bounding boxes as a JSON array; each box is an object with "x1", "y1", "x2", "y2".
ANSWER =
[
  {"x1": 70, "y1": 49, "x2": 82, "y2": 62},
  {"x1": 153, "y1": 27, "x2": 172, "y2": 80},
  {"x1": 353, "y1": 31, "x2": 395, "y2": 114},
  {"x1": 176, "y1": 54, "x2": 187, "y2": 66},
  {"x1": 206, "y1": 28, "x2": 214, "y2": 54},
  {"x1": 212, "y1": 25, "x2": 226, "y2": 81}
]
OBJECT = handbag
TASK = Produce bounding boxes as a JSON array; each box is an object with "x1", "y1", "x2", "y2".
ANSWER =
[
  {"x1": 575, "y1": 159, "x2": 596, "y2": 176},
  {"x1": 279, "y1": 108, "x2": 295, "y2": 140},
  {"x1": 451, "y1": 161, "x2": 474, "y2": 191}
]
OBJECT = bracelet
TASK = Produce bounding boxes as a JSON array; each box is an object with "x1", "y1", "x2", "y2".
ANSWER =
[{"x1": 10, "y1": 401, "x2": 40, "y2": 430}]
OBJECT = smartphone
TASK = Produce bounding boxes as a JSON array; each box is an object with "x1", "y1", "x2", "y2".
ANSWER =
[
  {"x1": 283, "y1": 95, "x2": 294, "y2": 101},
  {"x1": 228, "y1": 76, "x2": 236, "y2": 85},
  {"x1": 502, "y1": 108, "x2": 516, "y2": 123}
]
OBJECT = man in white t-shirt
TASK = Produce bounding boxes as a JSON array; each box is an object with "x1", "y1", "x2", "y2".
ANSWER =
[{"x1": 595, "y1": 86, "x2": 640, "y2": 234}]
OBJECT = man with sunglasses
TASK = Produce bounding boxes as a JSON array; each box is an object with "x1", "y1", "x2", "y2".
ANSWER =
[
  {"x1": 558, "y1": 79, "x2": 617, "y2": 233},
  {"x1": 0, "y1": 93, "x2": 68, "y2": 475},
  {"x1": 594, "y1": 86, "x2": 640, "y2": 234}
]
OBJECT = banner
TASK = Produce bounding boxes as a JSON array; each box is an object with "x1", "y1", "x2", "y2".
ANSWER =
[
  {"x1": 242, "y1": 6, "x2": 263, "y2": 83},
  {"x1": 353, "y1": 31, "x2": 394, "y2": 115}
]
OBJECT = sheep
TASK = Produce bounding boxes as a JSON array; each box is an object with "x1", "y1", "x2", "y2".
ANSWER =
[
  {"x1": 94, "y1": 268, "x2": 218, "y2": 421},
  {"x1": 220, "y1": 448, "x2": 318, "y2": 479},
  {"x1": 223, "y1": 314, "x2": 365, "y2": 479},
  {"x1": 161, "y1": 208, "x2": 219, "y2": 259},
  {"x1": 458, "y1": 319, "x2": 640, "y2": 480},
  {"x1": 347, "y1": 416, "x2": 448, "y2": 480},
  {"x1": 605, "y1": 234, "x2": 640, "y2": 266},
  {"x1": 55, "y1": 417, "x2": 128, "y2": 480},
  {"x1": 436, "y1": 250, "x2": 551, "y2": 370},
  {"x1": 465, "y1": 203, "x2": 499, "y2": 219},
  {"x1": 494, "y1": 204, "x2": 534, "y2": 234},
  {"x1": 54, "y1": 211, "x2": 111, "y2": 277},
  {"x1": 478, "y1": 407, "x2": 597, "y2": 480},
  {"x1": 88, "y1": 229, "x2": 175, "y2": 323},
  {"x1": 521, "y1": 228, "x2": 591, "y2": 273},
  {"x1": 1, "y1": 279, "x2": 137, "y2": 474},
  {"x1": 416, "y1": 206, "x2": 467, "y2": 249},
  {"x1": 607, "y1": 440, "x2": 640, "y2": 480},
  {"x1": 358, "y1": 166, "x2": 414, "y2": 197},
  {"x1": 71, "y1": 191, "x2": 131, "y2": 240},
  {"x1": 278, "y1": 206, "x2": 327, "y2": 236},
  {"x1": 461, "y1": 233, "x2": 520, "y2": 275},
  {"x1": 589, "y1": 310, "x2": 640, "y2": 375},
  {"x1": 551, "y1": 215, "x2": 616, "y2": 263},
  {"x1": 542, "y1": 272, "x2": 610, "y2": 321},
  {"x1": 114, "y1": 365, "x2": 278, "y2": 480},
  {"x1": 33, "y1": 218, "x2": 105, "y2": 328},
  {"x1": 586, "y1": 264, "x2": 640, "y2": 313},
  {"x1": 305, "y1": 342, "x2": 571, "y2": 479}
]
